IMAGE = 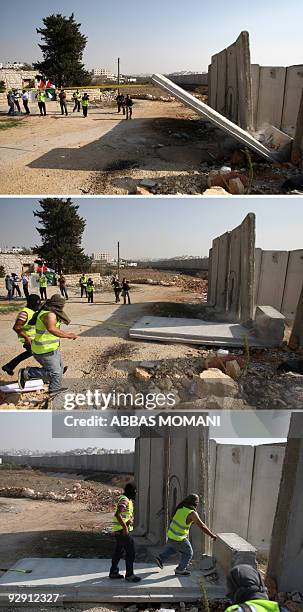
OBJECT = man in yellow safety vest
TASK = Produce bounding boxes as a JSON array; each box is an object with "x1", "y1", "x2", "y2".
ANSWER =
[
  {"x1": 38, "y1": 273, "x2": 48, "y2": 300},
  {"x1": 224, "y1": 564, "x2": 287, "y2": 612},
  {"x1": 36, "y1": 89, "x2": 47, "y2": 116},
  {"x1": 79, "y1": 273, "x2": 88, "y2": 298},
  {"x1": 2, "y1": 294, "x2": 41, "y2": 376},
  {"x1": 73, "y1": 89, "x2": 81, "y2": 112},
  {"x1": 155, "y1": 493, "x2": 216, "y2": 576},
  {"x1": 109, "y1": 482, "x2": 141, "y2": 583},
  {"x1": 18, "y1": 294, "x2": 77, "y2": 393}
]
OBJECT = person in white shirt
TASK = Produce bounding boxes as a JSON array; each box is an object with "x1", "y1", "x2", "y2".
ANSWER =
[{"x1": 22, "y1": 90, "x2": 30, "y2": 114}]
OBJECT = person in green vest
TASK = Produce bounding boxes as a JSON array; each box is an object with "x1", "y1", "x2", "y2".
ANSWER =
[
  {"x1": 82, "y1": 93, "x2": 89, "y2": 117},
  {"x1": 2, "y1": 294, "x2": 41, "y2": 376},
  {"x1": 87, "y1": 278, "x2": 95, "y2": 303},
  {"x1": 224, "y1": 564, "x2": 287, "y2": 612},
  {"x1": 79, "y1": 273, "x2": 88, "y2": 298},
  {"x1": 36, "y1": 89, "x2": 47, "y2": 116},
  {"x1": 18, "y1": 294, "x2": 77, "y2": 393},
  {"x1": 73, "y1": 89, "x2": 81, "y2": 112},
  {"x1": 109, "y1": 482, "x2": 141, "y2": 583},
  {"x1": 155, "y1": 494, "x2": 216, "y2": 576},
  {"x1": 38, "y1": 273, "x2": 48, "y2": 300}
]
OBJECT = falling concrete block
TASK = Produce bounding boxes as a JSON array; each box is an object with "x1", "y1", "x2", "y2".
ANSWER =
[
  {"x1": 194, "y1": 368, "x2": 239, "y2": 398},
  {"x1": 254, "y1": 305, "x2": 285, "y2": 346},
  {"x1": 214, "y1": 533, "x2": 257, "y2": 575}
]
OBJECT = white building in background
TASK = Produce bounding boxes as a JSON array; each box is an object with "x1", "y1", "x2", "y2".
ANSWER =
[
  {"x1": 0, "y1": 61, "x2": 25, "y2": 70},
  {"x1": 93, "y1": 251, "x2": 112, "y2": 263},
  {"x1": 92, "y1": 68, "x2": 115, "y2": 80}
]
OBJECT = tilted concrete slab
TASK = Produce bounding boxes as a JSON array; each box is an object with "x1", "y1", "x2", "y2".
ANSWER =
[
  {"x1": 129, "y1": 316, "x2": 264, "y2": 347},
  {"x1": 0, "y1": 559, "x2": 226, "y2": 603},
  {"x1": 152, "y1": 73, "x2": 277, "y2": 162}
]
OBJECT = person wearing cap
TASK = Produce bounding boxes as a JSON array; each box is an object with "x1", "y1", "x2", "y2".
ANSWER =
[
  {"x1": 18, "y1": 294, "x2": 77, "y2": 393},
  {"x1": 2, "y1": 294, "x2": 41, "y2": 376},
  {"x1": 155, "y1": 493, "x2": 216, "y2": 576},
  {"x1": 109, "y1": 482, "x2": 141, "y2": 583},
  {"x1": 224, "y1": 564, "x2": 288, "y2": 611}
]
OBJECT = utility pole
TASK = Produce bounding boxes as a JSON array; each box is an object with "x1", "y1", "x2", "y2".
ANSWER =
[
  {"x1": 117, "y1": 57, "x2": 120, "y2": 94},
  {"x1": 117, "y1": 241, "x2": 120, "y2": 279}
]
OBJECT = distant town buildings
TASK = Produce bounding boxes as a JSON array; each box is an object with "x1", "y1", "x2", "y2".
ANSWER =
[
  {"x1": 93, "y1": 251, "x2": 113, "y2": 263},
  {"x1": 0, "y1": 61, "x2": 26, "y2": 70}
]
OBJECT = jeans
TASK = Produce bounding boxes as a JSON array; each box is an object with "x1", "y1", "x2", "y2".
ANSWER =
[
  {"x1": 60, "y1": 285, "x2": 68, "y2": 299},
  {"x1": 80, "y1": 285, "x2": 87, "y2": 297},
  {"x1": 3, "y1": 344, "x2": 32, "y2": 372},
  {"x1": 126, "y1": 106, "x2": 132, "y2": 119},
  {"x1": 60, "y1": 101, "x2": 68, "y2": 115},
  {"x1": 110, "y1": 532, "x2": 135, "y2": 577},
  {"x1": 7, "y1": 290, "x2": 13, "y2": 300},
  {"x1": 23, "y1": 100, "x2": 30, "y2": 114},
  {"x1": 12, "y1": 285, "x2": 21, "y2": 297},
  {"x1": 123, "y1": 290, "x2": 131, "y2": 304},
  {"x1": 88, "y1": 292, "x2": 94, "y2": 303},
  {"x1": 159, "y1": 538, "x2": 193, "y2": 571},
  {"x1": 73, "y1": 100, "x2": 80, "y2": 112},
  {"x1": 23, "y1": 349, "x2": 64, "y2": 392},
  {"x1": 23, "y1": 284, "x2": 29, "y2": 299},
  {"x1": 83, "y1": 106, "x2": 88, "y2": 117},
  {"x1": 38, "y1": 102, "x2": 46, "y2": 116},
  {"x1": 114, "y1": 289, "x2": 121, "y2": 303},
  {"x1": 40, "y1": 287, "x2": 47, "y2": 300}
]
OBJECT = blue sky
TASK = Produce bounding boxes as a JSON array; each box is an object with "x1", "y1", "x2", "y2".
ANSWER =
[
  {"x1": 1, "y1": 0, "x2": 303, "y2": 73},
  {"x1": 0, "y1": 197, "x2": 303, "y2": 260}
]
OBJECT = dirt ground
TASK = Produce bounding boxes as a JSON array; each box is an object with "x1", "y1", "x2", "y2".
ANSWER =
[
  {"x1": 0, "y1": 98, "x2": 297, "y2": 196},
  {"x1": 0, "y1": 280, "x2": 302, "y2": 410},
  {"x1": 0, "y1": 467, "x2": 129, "y2": 568}
]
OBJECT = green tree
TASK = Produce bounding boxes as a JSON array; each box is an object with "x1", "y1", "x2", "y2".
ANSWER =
[
  {"x1": 34, "y1": 13, "x2": 91, "y2": 87},
  {"x1": 34, "y1": 198, "x2": 91, "y2": 273}
]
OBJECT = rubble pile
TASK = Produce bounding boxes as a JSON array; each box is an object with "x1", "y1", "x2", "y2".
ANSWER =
[
  {"x1": 0, "y1": 483, "x2": 121, "y2": 511},
  {"x1": 132, "y1": 275, "x2": 207, "y2": 295}
]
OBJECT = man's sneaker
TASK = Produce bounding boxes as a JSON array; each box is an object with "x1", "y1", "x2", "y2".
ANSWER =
[
  {"x1": 175, "y1": 569, "x2": 191, "y2": 576},
  {"x1": 154, "y1": 556, "x2": 163, "y2": 569},
  {"x1": 125, "y1": 574, "x2": 141, "y2": 582},
  {"x1": 2, "y1": 365, "x2": 14, "y2": 376},
  {"x1": 109, "y1": 573, "x2": 124, "y2": 579},
  {"x1": 18, "y1": 369, "x2": 26, "y2": 389}
]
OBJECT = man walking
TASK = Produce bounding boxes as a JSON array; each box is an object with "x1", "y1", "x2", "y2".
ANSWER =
[
  {"x1": 155, "y1": 494, "x2": 216, "y2": 576},
  {"x1": 11, "y1": 273, "x2": 21, "y2": 298},
  {"x1": 38, "y1": 273, "x2": 48, "y2": 300},
  {"x1": 125, "y1": 95, "x2": 133, "y2": 120},
  {"x1": 79, "y1": 273, "x2": 88, "y2": 298},
  {"x1": 87, "y1": 278, "x2": 95, "y2": 303},
  {"x1": 59, "y1": 89, "x2": 68, "y2": 116},
  {"x1": 109, "y1": 482, "x2": 141, "y2": 583},
  {"x1": 2, "y1": 294, "x2": 41, "y2": 376},
  {"x1": 13, "y1": 90, "x2": 21, "y2": 113},
  {"x1": 22, "y1": 273, "x2": 30, "y2": 299},
  {"x1": 72, "y1": 89, "x2": 81, "y2": 112},
  {"x1": 116, "y1": 93, "x2": 125, "y2": 114},
  {"x1": 7, "y1": 90, "x2": 15, "y2": 115},
  {"x1": 121, "y1": 278, "x2": 131, "y2": 305},
  {"x1": 5, "y1": 275, "x2": 13, "y2": 300},
  {"x1": 22, "y1": 90, "x2": 30, "y2": 114},
  {"x1": 112, "y1": 277, "x2": 121, "y2": 303},
  {"x1": 36, "y1": 89, "x2": 47, "y2": 116},
  {"x1": 82, "y1": 93, "x2": 89, "y2": 117},
  {"x1": 18, "y1": 294, "x2": 77, "y2": 394},
  {"x1": 59, "y1": 274, "x2": 68, "y2": 300}
]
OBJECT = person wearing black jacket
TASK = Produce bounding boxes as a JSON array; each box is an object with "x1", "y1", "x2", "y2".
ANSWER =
[{"x1": 122, "y1": 278, "x2": 131, "y2": 304}]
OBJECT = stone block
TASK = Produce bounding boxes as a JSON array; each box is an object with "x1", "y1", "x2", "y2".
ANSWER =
[
  {"x1": 194, "y1": 368, "x2": 239, "y2": 398},
  {"x1": 254, "y1": 305, "x2": 285, "y2": 346},
  {"x1": 214, "y1": 533, "x2": 257, "y2": 575}
]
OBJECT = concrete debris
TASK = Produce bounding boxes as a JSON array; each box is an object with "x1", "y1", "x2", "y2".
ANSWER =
[
  {"x1": 194, "y1": 368, "x2": 239, "y2": 398},
  {"x1": 228, "y1": 177, "x2": 246, "y2": 194},
  {"x1": 203, "y1": 186, "x2": 230, "y2": 195},
  {"x1": 134, "y1": 367, "x2": 153, "y2": 381},
  {"x1": 0, "y1": 484, "x2": 120, "y2": 512},
  {"x1": 225, "y1": 360, "x2": 242, "y2": 379}
]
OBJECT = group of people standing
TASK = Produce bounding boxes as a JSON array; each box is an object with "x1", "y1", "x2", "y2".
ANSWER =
[
  {"x1": 111, "y1": 275, "x2": 131, "y2": 304},
  {"x1": 7, "y1": 88, "x2": 90, "y2": 118},
  {"x1": 115, "y1": 93, "x2": 134, "y2": 119},
  {"x1": 7, "y1": 89, "x2": 30, "y2": 115},
  {"x1": 5, "y1": 273, "x2": 30, "y2": 300}
]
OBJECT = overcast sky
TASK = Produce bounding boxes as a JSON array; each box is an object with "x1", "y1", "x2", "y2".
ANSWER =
[
  {"x1": 0, "y1": 197, "x2": 303, "y2": 260},
  {"x1": 1, "y1": 0, "x2": 303, "y2": 73}
]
